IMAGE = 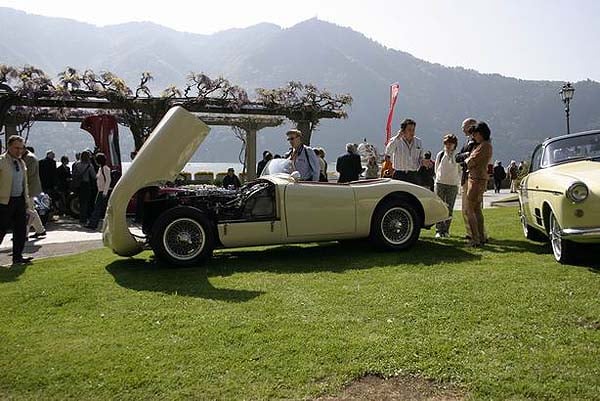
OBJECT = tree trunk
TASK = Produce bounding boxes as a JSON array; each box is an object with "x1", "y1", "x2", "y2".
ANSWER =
[{"x1": 296, "y1": 120, "x2": 312, "y2": 146}]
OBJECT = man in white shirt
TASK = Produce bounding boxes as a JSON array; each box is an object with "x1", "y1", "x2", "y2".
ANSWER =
[{"x1": 385, "y1": 118, "x2": 431, "y2": 185}]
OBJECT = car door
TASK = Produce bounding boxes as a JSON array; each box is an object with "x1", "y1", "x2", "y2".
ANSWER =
[
  {"x1": 520, "y1": 145, "x2": 545, "y2": 229},
  {"x1": 284, "y1": 182, "x2": 356, "y2": 238}
]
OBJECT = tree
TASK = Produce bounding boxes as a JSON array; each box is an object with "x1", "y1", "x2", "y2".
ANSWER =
[
  {"x1": 256, "y1": 81, "x2": 352, "y2": 145},
  {"x1": 1, "y1": 65, "x2": 351, "y2": 152}
]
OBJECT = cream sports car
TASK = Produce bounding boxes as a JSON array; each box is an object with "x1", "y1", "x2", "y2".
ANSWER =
[
  {"x1": 519, "y1": 130, "x2": 600, "y2": 263},
  {"x1": 103, "y1": 107, "x2": 449, "y2": 266}
]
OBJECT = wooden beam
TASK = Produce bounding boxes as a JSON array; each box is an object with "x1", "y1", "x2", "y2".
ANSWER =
[{"x1": 8, "y1": 96, "x2": 342, "y2": 119}]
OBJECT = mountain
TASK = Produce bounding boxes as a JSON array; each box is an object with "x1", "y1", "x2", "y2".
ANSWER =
[{"x1": 2, "y1": 7, "x2": 600, "y2": 165}]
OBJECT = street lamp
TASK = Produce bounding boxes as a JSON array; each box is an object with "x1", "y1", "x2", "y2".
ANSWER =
[{"x1": 559, "y1": 82, "x2": 575, "y2": 135}]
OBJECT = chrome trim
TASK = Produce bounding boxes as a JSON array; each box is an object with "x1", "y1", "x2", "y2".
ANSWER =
[
  {"x1": 561, "y1": 227, "x2": 600, "y2": 239},
  {"x1": 565, "y1": 182, "x2": 589, "y2": 203},
  {"x1": 526, "y1": 188, "x2": 563, "y2": 196}
]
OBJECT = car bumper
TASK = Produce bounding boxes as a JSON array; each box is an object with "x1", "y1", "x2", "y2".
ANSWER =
[{"x1": 561, "y1": 227, "x2": 600, "y2": 242}]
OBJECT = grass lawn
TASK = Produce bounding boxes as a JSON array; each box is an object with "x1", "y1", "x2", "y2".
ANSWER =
[{"x1": 1, "y1": 207, "x2": 599, "y2": 400}]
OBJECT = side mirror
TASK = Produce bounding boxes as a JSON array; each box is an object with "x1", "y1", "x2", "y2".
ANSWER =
[{"x1": 290, "y1": 171, "x2": 301, "y2": 182}]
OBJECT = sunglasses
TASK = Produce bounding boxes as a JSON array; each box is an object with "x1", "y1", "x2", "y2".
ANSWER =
[{"x1": 287, "y1": 136, "x2": 298, "y2": 141}]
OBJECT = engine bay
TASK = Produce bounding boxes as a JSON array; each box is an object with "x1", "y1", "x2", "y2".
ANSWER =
[{"x1": 142, "y1": 180, "x2": 276, "y2": 234}]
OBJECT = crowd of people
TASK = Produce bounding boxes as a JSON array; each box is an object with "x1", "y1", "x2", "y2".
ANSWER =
[
  {"x1": 1, "y1": 115, "x2": 512, "y2": 265},
  {"x1": 260, "y1": 117, "x2": 497, "y2": 248},
  {"x1": 0, "y1": 135, "x2": 113, "y2": 265}
]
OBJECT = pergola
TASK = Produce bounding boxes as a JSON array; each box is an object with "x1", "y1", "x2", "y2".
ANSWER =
[{"x1": 0, "y1": 91, "x2": 342, "y2": 180}]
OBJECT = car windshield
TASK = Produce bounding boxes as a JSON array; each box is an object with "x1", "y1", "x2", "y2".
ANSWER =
[
  {"x1": 260, "y1": 159, "x2": 294, "y2": 176},
  {"x1": 542, "y1": 132, "x2": 600, "y2": 166}
]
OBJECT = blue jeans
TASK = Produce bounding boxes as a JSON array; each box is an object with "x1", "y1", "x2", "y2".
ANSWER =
[{"x1": 435, "y1": 183, "x2": 458, "y2": 234}]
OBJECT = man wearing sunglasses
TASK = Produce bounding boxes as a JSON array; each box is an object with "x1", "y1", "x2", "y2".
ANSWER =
[
  {"x1": 284, "y1": 129, "x2": 321, "y2": 181},
  {"x1": 0, "y1": 135, "x2": 33, "y2": 266}
]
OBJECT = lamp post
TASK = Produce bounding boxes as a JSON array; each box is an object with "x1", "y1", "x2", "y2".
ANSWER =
[{"x1": 559, "y1": 82, "x2": 575, "y2": 135}]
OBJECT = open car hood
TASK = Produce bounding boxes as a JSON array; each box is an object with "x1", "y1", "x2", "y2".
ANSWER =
[{"x1": 103, "y1": 106, "x2": 210, "y2": 257}]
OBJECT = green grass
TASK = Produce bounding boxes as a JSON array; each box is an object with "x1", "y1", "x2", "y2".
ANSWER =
[{"x1": 1, "y1": 207, "x2": 599, "y2": 401}]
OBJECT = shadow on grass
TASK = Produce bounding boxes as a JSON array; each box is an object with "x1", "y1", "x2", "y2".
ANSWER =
[
  {"x1": 105, "y1": 258, "x2": 264, "y2": 302},
  {"x1": 565, "y1": 244, "x2": 600, "y2": 272},
  {"x1": 0, "y1": 263, "x2": 31, "y2": 283},
  {"x1": 208, "y1": 238, "x2": 481, "y2": 277},
  {"x1": 458, "y1": 237, "x2": 550, "y2": 255}
]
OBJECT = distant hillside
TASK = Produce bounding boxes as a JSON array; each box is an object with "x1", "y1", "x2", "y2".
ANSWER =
[{"x1": 2, "y1": 7, "x2": 600, "y2": 164}]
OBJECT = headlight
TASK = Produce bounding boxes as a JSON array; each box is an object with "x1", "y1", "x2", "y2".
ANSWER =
[{"x1": 566, "y1": 182, "x2": 589, "y2": 203}]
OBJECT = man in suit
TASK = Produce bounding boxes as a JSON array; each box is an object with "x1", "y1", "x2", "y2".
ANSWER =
[
  {"x1": 336, "y1": 143, "x2": 363, "y2": 183},
  {"x1": 0, "y1": 135, "x2": 33, "y2": 265}
]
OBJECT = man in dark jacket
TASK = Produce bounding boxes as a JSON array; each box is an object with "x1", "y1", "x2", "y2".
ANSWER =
[
  {"x1": 256, "y1": 150, "x2": 273, "y2": 177},
  {"x1": 493, "y1": 161, "x2": 506, "y2": 193},
  {"x1": 336, "y1": 143, "x2": 363, "y2": 183},
  {"x1": 38, "y1": 150, "x2": 58, "y2": 194}
]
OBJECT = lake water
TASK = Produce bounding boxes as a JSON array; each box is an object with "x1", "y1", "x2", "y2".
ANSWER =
[{"x1": 121, "y1": 162, "x2": 244, "y2": 174}]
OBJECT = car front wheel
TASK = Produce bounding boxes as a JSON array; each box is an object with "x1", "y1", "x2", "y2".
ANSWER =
[
  {"x1": 370, "y1": 199, "x2": 420, "y2": 250},
  {"x1": 549, "y1": 211, "x2": 576, "y2": 264},
  {"x1": 151, "y1": 207, "x2": 215, "y2": 266}
]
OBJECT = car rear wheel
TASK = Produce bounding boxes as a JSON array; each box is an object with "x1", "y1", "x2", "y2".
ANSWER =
[
  {"x1": 549, "y1": 211, "x2": 576, "y2": 264},
  {"x1": 151, "y1": 207, "x2": 215, "y2": 266},
  {"x1": 370, "y1": 199, "x2": 420, "y2": 250}
]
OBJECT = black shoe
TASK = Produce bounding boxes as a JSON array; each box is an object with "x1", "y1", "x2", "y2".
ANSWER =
[
  {"x1": 31, "y1": 231, "x2": 47, "y2": 239},
  {"x1": 12, "y1": 256, "x2": 34, "y2": 265}
]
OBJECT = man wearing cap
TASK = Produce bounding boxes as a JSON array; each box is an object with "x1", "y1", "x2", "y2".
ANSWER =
[
  {"x1": 0, "y1": 135, "x2": 33, "y2": 265},
  {"x1": 285, "y1": 129, "x2": 321, "y2": 181}
]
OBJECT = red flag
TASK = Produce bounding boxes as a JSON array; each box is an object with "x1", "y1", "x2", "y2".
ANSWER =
[{"x1": 385, "y1": 83, "x2": 400, "y2": 145}]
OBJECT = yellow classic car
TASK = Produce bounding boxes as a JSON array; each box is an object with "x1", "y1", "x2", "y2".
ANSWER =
[
  {"x1": 102, "y1": 106, "x2": 449, "y2": 266},
  {"x1": 519, "y1": 130, "x2": 600, "y2": 263}
]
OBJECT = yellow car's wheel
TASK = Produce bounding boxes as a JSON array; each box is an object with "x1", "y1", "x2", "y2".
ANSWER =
[{"x1": 549, "y1": 211, "x2": 576, "y2": 264}]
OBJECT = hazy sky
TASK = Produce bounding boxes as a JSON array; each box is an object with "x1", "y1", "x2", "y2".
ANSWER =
[{"x1": 2, "y1": 0, "x2": 599, "y2": 82}]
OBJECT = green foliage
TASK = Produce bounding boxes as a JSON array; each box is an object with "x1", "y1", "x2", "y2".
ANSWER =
[{"x1": 1, "y1": 207, "x2": 599, "y2": 400}]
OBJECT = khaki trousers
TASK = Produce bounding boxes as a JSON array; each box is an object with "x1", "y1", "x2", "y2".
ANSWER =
[
  {"x1": 465, "y1": 178, "x2": 488, "y2": 244},
  {"x1": 28, "y1": 197, "x2": 45, "y2": 234}
]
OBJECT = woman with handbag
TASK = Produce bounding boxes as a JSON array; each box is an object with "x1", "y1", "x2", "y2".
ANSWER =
[{"x1": 86, "y1": 153, "x2": 112, "y2": 230}]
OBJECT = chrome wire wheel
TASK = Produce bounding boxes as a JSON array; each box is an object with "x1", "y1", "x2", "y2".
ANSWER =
[
  {"x1": 163, "y1": 218, "x2": 206, "y2": 261},
  {"x1": 380, "y1": 206, "x2": 414, "y2": 245},
  {"x1": 549, "y1": 213, "x2": 562, "y2": 261}
]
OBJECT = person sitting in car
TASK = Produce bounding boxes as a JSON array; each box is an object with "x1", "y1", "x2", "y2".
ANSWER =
[{"x1": 222, "y1": 168, "x2": 241, "y2": 189}]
